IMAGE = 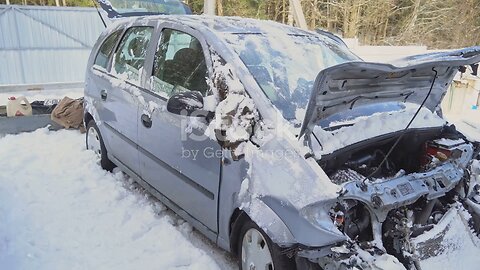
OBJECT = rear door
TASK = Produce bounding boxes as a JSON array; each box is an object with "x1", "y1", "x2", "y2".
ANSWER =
[
  {"x1": 92, "y1": 24, "x2": 155, "y2": 173},
  {"x1": 137, "y1": 26, "x2": 222, "y2": 232},
  {"x1": 87, "y1": 28, "x2": 123, "y2": 148}
]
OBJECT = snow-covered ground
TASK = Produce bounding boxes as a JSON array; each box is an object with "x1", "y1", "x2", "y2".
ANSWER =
[
  {"x1": 0, "y1": 88, "x2": 83, "y2": 106},
  {"x1": 0, "y1": 128, "x2": 237, "y2": 270},
  {"x1": 445, "y1": 114, "x2": 480, "y2": 142}
]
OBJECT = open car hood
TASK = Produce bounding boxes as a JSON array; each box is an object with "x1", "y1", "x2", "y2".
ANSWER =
[
  {"x1": 299, "y1": 46, "x2": 480, "y2": 137},
  {"x1": 96, "y1": 0, "x2": 191, "y2": 18}
]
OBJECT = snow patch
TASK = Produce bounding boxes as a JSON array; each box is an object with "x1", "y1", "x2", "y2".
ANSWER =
[
  {"x1": 433, "y1": 138, "x2": 465, "y2": 147},
  {"x1": 312, "y1": 105, "x2": 446, "y2": 156},
  {"x1": 0, "y1": 89, "x2": 83, "y2": 106},
  {"x1": 207, "y1": 52, "x2": 258, "y2": 152},
  {"x1": 0, "y1": 128, "x2": 234, "y2": 270},
  {"x1": 241, "y1": 138, "x2": 339, "y2": 208},
  {"x1": 415, "y1": 205, "x2": 480, "y2": 269}
]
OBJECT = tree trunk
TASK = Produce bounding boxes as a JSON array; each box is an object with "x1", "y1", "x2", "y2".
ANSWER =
[
  {"x1": 383, "y1": 17, "x2": 389, "y2": 40},
  {"x1": 326, "y1": 0, "x2": 331, "y2": 30},
  {"x1": 203, "y1": 0, "x2": 216, "y2": 15},
  {"x1": 288, "y1": 3, "x2": 293, "y2": 26},
  {"x1": 217, "y1": 0, "x2": 223, "y2": 16},
  {"x1": 402, "y1": 0, "x2": 421, "y2": 38},
  {"x1": 310, "y1": 0, "x2": 318, "y2": 29}
]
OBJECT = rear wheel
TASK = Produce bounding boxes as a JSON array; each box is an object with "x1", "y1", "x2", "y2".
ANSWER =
[
  {"x1": 238, "y1": 220, "x2": 295, "y2": 270},
  {"x1": 86, "y1": 120, "x2": 115, "y2": 171}
]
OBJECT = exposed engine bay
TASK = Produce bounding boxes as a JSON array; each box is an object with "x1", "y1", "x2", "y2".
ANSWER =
[
  {"x1": 315, "y1": 125, "x2": 480, "y2": 269},
  {"x1": 320, "y1": 125, "x2": 467, "y2": 182}
]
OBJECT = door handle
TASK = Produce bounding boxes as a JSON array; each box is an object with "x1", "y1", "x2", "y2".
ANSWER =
[
  {"x1": 141, "y1": 114, "x2": 152, "y2": 128},
  {"x1": 100, "y1": 89, "x2": 107, "y2": 101}
]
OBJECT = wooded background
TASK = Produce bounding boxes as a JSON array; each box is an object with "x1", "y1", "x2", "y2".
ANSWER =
[{"x1": 4, "y1": 0, "x2": 480, "y2": 49}]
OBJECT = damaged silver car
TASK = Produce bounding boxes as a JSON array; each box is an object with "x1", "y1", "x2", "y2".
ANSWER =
[{"x1": 84, "y1": 3, "x2": 480, "y2": 269}]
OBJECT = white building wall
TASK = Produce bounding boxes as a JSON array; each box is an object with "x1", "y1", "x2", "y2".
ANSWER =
[
  {"x1": 343, "y1": 38, "x2": 430, "y2": 62},
  {"x1": 0, "y1": 5, "x2": 105, "y2": 85}
]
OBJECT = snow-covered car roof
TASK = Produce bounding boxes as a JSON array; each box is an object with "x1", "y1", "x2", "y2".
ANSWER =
[
  {"x1": 168, "y1": 15, "x2": 314, "y2": 34},
  {"x1": 110, "y1": 14, "x2": 345, "y2": 44}
]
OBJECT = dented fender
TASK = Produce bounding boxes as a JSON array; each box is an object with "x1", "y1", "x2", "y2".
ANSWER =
[
  {"x1": 243, "y1": 195, "x2": 347, "y2": 248},
  {"x1": 242, "y1": 197, "x2": 296, "y2": 246}
]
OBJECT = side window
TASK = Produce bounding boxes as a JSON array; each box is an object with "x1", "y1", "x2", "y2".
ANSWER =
[
  {"x1": 151, "y1": 29, "x2": 209, "y2": 97},
  {"x1": 112, "y1": 26, "x2": 153, "y2": 84},
  {"x1": 94, "y1": 30, "x2": 122, "y2": 69}
]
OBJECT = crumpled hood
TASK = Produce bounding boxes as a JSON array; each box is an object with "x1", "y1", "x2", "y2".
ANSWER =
[{"x1": 299, "y1": 46, "x2": 480, "y2": 137}]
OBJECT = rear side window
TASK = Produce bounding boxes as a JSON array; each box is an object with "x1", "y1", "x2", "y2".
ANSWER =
[
  {"x1": 94, "y1": 30, "x2": 122, "y2": 69},
  {"x1": 150, "y1": 29, "x2": 209, "y2": 97},
  {"x1": 112, "y1": 26, "x2": 154, "y2": 84}
]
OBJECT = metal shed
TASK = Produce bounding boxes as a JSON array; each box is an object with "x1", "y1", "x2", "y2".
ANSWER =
[{"x1": 0, "y1": 5, "x2": 105, "y2": 85}]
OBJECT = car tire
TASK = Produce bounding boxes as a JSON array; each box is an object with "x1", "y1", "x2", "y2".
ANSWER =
[
  {"x1": 238, "y1": 220, "x2": 296, "y2": 270},
  {"x1": 86, "y1": 120, "x2": 115, "y2": 171}
]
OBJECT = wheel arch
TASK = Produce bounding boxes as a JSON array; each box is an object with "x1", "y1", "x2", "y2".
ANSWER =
[
  {"x1": 229, "y1": 209, "x2": 250, "y2": 256},
  {"x1": 84, "y1": 111, "x2": 94, "y2": 126},
  {"x1": 228, "y1": 199, "x2": 298, "y2": 257}
]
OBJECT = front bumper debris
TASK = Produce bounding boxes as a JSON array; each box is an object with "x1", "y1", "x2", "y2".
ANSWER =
[{"x1": 413, "y1": 205, "x2": 480, "y2": 268}]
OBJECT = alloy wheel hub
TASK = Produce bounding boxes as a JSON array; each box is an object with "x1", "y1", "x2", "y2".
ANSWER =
[
  {"x1": 87, "y1": 127, "x2": 102, "y2": 158},
  {"x1": 241, "y1": 228, "x2": 274, "y2": 270}
]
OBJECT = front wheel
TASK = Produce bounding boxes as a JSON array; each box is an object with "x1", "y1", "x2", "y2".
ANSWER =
[
  {"x1": 238, "y1": 220, "x2": 295, "y2": 270},
  {"x1": 86, "y1": 120, "x2": 115, "y2": 171}
]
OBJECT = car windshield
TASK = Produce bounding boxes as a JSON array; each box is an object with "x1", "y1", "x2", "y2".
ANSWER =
[
  {"x1": 224, "y1": 32, "x2": 359, "y2": 122},
  {"x1": 106, "y1": 0, "x2": 188, "y2": 15}
]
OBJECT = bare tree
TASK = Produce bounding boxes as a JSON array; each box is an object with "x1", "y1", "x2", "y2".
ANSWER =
[{"x1": 19, "y1": 0, "x2": 480, "y2": 49}]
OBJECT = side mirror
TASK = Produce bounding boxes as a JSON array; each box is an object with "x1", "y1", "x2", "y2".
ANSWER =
[{"x1": 167, "y1": 91, "x2": 204, "y2": 116}]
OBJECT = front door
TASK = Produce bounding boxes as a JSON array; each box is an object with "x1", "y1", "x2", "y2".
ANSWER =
[{"x1": 137, "y1": 27, "x2": 221, "y2": 232}]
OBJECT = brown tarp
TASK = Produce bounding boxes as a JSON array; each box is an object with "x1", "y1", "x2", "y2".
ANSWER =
[{"x1": 51, "y1": 97, "x2": 85, "y2": 132}]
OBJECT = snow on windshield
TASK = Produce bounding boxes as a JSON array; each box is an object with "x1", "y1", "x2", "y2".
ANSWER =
[{"x1": 222, "y1": 31, "x2": 358, "y2": 121}]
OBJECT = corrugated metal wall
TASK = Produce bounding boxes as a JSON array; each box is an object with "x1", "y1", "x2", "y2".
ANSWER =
[{"x1": 0, "y1": 5, "x2": 105, "y2": 85}]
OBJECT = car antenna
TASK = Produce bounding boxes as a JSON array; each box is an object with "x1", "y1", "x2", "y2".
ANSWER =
[
  {"x1": 92, "y1": 0, "x2": 107, "y2": 28},
  {"x1": 358, "y1": 67, "x2": 439, "y2": 192}
]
